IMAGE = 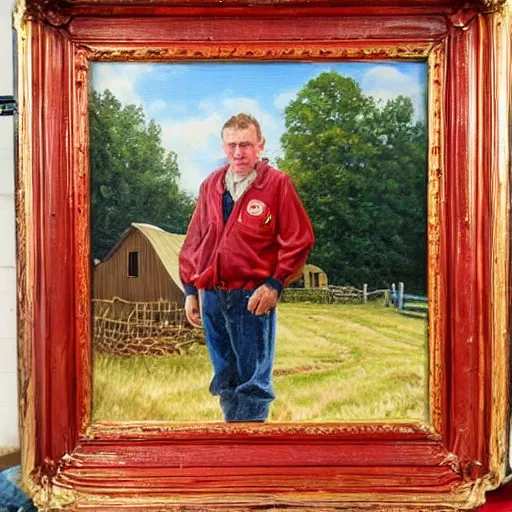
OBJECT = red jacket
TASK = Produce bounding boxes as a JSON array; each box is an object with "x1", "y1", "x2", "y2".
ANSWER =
[{"x1": 179, "y1": 161, "x2": 314, "y2": 291}]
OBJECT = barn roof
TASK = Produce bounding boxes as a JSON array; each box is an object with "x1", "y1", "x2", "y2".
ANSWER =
[{"x1": 102, "y1": 223, "x2": 186, "y2": 291}]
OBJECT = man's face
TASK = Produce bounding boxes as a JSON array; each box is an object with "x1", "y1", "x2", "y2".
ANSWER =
[{"x1": 222, "y1": 124, "x2": 264, "y2": 175}]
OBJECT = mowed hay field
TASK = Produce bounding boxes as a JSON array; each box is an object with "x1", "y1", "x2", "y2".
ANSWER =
[{"x1": 92, "y1": 302, "x2": 428, "y2": 422}]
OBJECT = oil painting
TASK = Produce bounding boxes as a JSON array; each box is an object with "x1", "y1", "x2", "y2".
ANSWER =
[{"x1": 89, "y1": 61, "x2": 429, "y2": 423}]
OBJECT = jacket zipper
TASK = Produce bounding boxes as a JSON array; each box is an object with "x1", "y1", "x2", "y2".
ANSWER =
[{"x1": 214, "y1": 184, "x2": 255, "y2": 286}]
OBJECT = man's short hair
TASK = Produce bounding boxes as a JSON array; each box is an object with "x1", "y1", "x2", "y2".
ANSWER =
[{"x1": 222, "y1": 113, "x2": 262, "y2": 141}]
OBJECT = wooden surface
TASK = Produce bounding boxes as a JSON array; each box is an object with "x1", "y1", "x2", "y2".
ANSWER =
[{"x1": 0, "y1": 450, "x2": 21, "y2": 471}]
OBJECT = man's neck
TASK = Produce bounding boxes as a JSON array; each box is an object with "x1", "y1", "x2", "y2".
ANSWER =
[{"x1": 225, "y1": 165, "x2": 258, "y2": 201}]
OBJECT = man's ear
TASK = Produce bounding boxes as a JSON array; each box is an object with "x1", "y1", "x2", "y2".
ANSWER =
[{"x1": 259, "y1": 136, "x2": 266, "y2": 153}]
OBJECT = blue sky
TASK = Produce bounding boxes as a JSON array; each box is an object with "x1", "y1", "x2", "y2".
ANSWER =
[{"x1": 91, "y1": 61, "x2": 427, "y2": 196}]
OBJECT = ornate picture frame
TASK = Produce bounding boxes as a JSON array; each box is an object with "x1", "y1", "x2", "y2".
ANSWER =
[{"x1": 14, "y1": 0, "x2": 510, "y2": 509}]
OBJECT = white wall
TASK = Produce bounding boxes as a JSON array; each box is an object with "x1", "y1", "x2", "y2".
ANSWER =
[{"x1": 0, "y1": 0, "x2": 18, "y2": 449}]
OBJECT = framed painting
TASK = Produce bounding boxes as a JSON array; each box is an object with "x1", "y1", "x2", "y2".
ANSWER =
[
  {"x1": 87, "y1": 59, "x2": 429, "y2": 424},
  {"x1": 14, "y1": 0, "x2": 510, "y2": 509}
]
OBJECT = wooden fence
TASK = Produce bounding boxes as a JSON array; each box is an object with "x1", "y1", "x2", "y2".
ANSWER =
[
  {"x1": 280, "y1": 283, "x2": 427, "y2": 317},
  {"x1": 93, "y1": 297, "x2": 204, "y2": 357},
  {"x1": 391, "y1": 282, "x2": 428, "y2": 317}
]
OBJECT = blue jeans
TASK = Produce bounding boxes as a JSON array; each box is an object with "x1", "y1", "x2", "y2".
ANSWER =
[{"x1": 202, "y1": 289, "x2": 276, "y2": 422}]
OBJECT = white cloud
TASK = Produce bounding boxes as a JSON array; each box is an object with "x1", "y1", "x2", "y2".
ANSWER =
[
  {"x1": 148, "y1": 99, "x2": 167, "y2": 116},
  {"x1": 91, "y1": 63, "x2": 154, "y2": 108},
  {"x1": 361, "y1": 65, "x2": 426, "y2": 122},
  {"x1": 176, "y1": 154, "x2": 210, "y2": 195},
  {"x1": 161, "y1": 114, "x2": 224, "y2": 151},
  {"x1": 159, "y1": 114, "x2": 225, "y2": 194},
  {"x1": 274, "y1": 90, "x2": 297, "y2": 111}
]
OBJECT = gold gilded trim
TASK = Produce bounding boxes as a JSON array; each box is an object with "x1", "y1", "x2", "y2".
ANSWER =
[
  {"x1": 477, "y1": 0, "x2": 508, "y2": 12},
  {"x1": 427, "y1": 42, "x2": 445, "y2": 437},
  {"x1": 19, "y1": 0, "x2": 72, "y2": 26},
  {"x1": 83, "y1": 43, "x2": 434, "y2": 62},
  {"x1": 30, "y1": 465, "x2": 78, "y2": 511},
  {"x1": 39, "y1": 486, "x2": 488, "y2": 511},
  {"x1": 488, "y1": 3, "x2": 511, "y2": 486},
  {"x1": 13, "y1": 1, "x2": 37, "y2": 490},
  {"x1": 87, "y1": 421, "x2": 437, "y2": 439}
]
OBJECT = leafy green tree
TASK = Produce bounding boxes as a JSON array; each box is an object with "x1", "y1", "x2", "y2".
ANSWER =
[
  {"x1": 89, "y1": 89, "x2": 195, "y2": 259},
  {"x1": 278, "y1": 71, "x2": 427, "y2": 292}
]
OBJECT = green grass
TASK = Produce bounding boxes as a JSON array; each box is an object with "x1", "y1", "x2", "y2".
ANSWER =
[{"x1": 92, "y1": 302, "x2": 428, "y2": 422}]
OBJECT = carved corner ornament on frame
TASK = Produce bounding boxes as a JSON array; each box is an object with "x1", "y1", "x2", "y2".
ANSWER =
[{"x1": 13, "y1": 0, "x2": 511, "y2": 510}]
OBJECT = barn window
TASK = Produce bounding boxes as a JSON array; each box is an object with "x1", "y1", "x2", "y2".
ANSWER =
[
  {"x1": 128, "y1": 251, "x2": 139, "y2": 277},
  {"x1": 313, "y1": 273, "x2": 319, "y2": 288}
]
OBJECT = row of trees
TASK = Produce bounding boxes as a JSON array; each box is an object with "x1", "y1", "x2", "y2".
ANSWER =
[
  {"x1": 90, "y1": 71, "x2": 427, "y2": 292},
  {"x1": 278, "y1": 71, "x2": 427, "y2": 293}
]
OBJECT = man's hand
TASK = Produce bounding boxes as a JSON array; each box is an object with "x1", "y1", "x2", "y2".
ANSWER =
[
  {"x1": 185, "y1": 294, "x2": 202, "y2": 328},
  {"x1": 247, "y1": 284, "x2": 278, "y2": 316}
]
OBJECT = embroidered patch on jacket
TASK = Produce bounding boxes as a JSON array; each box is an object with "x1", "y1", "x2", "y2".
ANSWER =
[{"x1": 246, "y1": 199, "x2": 266, "y2": 216}]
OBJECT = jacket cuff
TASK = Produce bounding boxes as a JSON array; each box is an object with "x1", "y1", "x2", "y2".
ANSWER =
[
  {"x1": 183, "y1": 284, "x2": 198, "y2": 296},
  {"x1": 265, "y1": 277, "x2": 283, "y2": 295}
]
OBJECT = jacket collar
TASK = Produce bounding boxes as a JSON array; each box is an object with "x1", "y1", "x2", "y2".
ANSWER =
[{"x1": 214, "y1": 160, "x2": 270, "y2": 194}]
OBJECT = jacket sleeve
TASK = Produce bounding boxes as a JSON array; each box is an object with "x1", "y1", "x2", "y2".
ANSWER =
[
  {"x1": 179, "y1": 183, "x2": 206, "y2": 296},
  {"x1": 273, "y1": 175, "x2": 315, "y2": 287}
]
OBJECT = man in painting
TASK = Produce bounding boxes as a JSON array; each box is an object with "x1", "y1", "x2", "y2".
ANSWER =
[{"x1": 179, "y1": 113, "x2": 314, "y2": 422}]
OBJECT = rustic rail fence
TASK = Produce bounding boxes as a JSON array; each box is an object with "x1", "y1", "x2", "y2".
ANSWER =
[
  {"x1": 280, "y1": 283, "x2": 427, "y2": 316},
  {"x1": 93, "y1": 297, "x2": 205, "y2": 357},
  {"x1": 391, "y1": 282, "x2": 428, "y2": 317}
]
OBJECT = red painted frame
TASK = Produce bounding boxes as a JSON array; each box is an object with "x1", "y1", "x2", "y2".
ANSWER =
[{"x1": 15, "y1": 0, "x2": 510, "y2": 509}]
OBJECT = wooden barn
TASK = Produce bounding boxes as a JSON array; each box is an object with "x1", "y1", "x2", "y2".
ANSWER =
[
  {"x1": 302, "y1": 263, "x2": 328, "y2": 289},
  {"x1": 93, "y1": 223, "x2": 186, "y2": 306}
]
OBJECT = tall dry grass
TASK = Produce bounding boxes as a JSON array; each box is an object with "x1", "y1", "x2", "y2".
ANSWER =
[{"x1": 92, "y1": 302, "x2": 427, "y2": 422}]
